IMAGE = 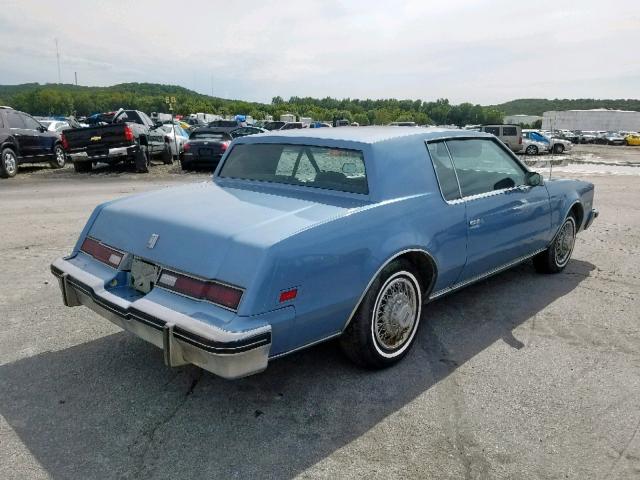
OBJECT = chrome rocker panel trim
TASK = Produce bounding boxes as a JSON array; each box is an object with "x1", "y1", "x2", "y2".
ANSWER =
[{"x1": 50, "y1": 257, "x2": 270, "y2": 379}]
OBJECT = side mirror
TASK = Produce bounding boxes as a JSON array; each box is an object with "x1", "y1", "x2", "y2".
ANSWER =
[
  {"x1": 38, "y1": 126, "x2": 46, "y2": 132},
  {"x1": 525, "y1": 171, "x2": 543, "y2": 187}
]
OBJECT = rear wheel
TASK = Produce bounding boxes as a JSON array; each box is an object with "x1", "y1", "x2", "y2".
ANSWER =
[
  {"x1": 534, "y1": 215, "x2": 576, "y2": 273},
  {"x1": 340, "y1": 259, "x2": 423, "y2": 369},
  {"x1": 50, "y1": 144, "x2": 66, "y2": 169},
  {"x1": 0, "y1": 148, "x2": 18, "y2": 178},
  {"x1": 73, "y1": 161, "x2": 92, "y2": 173},
  {"x1": 162, "y1": 143, "x2": 173, "y2": 164},
  {"x1": 135, "y1": 145, "x2": 149, "y2": 173},
  {"x1": 525, "y1": 145, "x2": 538, "y2": 155}
]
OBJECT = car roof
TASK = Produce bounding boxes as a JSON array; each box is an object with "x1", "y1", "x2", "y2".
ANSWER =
[{"x1": 235, "y1": 126, "x2": 492, "y2": 146}]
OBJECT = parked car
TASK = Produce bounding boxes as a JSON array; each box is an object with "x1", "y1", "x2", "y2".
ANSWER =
[
  {"x1": 389, "y1": 121, "x2": 417, "y2": 127},
  {"x1": 596, "y1": 132, "x2": 626, "y2": 145},
  {"x1": 40, "y1": 120, "x2": 71, "y2": 132},
  {"x1": 229, "y1": 126, "x2": 267, "y2": 138},
  {"x1": 579, "y1": 131, "x2": 598, "y2": 144},
  {"x1": 0, "y1": 106, "x2": 66, "y2": 178},
  {"x1": 479, "y1": 124, "x2": 523, "y2": 152},
  {"x1": 160, "y1": 124, "x2": 189, "y2": 158},
  {"x1": 523, "y1": 130, "x2": 571, "y2": 154},
  {"x1": 50, "y1": 127, "x2": 598, "y2": 379},
  {"x1": 625, "y1": 133, "x2": 640, "y2": 146},
  {"x1": 521, "y1": 133, "x2": 550, "y2": 155},
  {"x1": 62, "y1": 109, "x2": 173, "y2": 173},
  {"x1": 180, "y1": 128, "x2": 232, "y2": 170}
]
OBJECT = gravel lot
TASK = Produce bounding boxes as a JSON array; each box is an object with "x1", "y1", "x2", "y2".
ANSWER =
[{"x1": 1, "y1": 145, "x2": 639, "y2": 479}]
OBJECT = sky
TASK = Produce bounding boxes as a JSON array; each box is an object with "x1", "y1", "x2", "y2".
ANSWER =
[{"x1": 0, "y1": 0, "x2": 638, "y2": 105}]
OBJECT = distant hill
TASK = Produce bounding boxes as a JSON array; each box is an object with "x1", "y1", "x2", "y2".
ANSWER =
[
  {"x1": 494, "y1": 98, "x2": 640, "y2": 116},
  {"x1": 0, "y1": 82, "x2": 637, "y2": 125}
]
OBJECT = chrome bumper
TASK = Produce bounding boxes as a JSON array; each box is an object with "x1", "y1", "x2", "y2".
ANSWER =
[
  {"x1": 69, "y1": 147, "x2": 133, "y2": 161},
  {"x1": 584, "y1": 208, "x2": 599, "y2": 230},
  {"x1": 50, "y1": 257, "x2": 271, "y2": 379}
]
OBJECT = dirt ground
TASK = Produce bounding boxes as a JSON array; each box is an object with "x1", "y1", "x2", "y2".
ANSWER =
[{"x1": 0, "y1": 144, "x2": 639, "y2": 479}]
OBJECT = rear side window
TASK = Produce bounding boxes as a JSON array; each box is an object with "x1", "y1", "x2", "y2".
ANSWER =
[
  {"x1": 483, "y1": 126, "x2": 500, "y2": 136},
  {"x1": 426, "y1": 141, "x2": 460, "y2": 201},
  {"x1": 220, "y1": 143, "x2": 368, "y2": 194},
  {"x1": 447, "y1": 139, "x2": 526, "y2": 197},
  {"x1": 502, "y1": 126, "x2": 517, "y2": 136}
]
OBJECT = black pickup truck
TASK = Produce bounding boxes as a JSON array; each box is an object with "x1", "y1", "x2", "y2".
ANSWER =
[{"x1": 61, "y1": 109, "x2": 172, "y2": 173}]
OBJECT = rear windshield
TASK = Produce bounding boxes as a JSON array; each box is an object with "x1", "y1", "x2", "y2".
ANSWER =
[
  {"x1": 219, "y1": 143, "x2": 368, "y2": 194},
  {"x1": 190, "y1": 131, "x2": 231, "y2": 140}
]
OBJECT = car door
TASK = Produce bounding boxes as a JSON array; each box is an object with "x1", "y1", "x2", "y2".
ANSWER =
[
  {"x1": 21, "y1": 113, "x2": 52, "y2": 158},
  {"x1": 446, "y1": 137, "x2": 551, "y2": 281}
]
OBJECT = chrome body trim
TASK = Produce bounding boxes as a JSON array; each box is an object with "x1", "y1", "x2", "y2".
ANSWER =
[
  {"x1": 51, "y1": 257, "x2": 270, "y2": 379},
  {"x1": 429, "y1": 248, "x2": 546, "y2": 300},
  {"x1": 69, "y1": 146, "x2": 131, "y2": 160},
  {"x1": 340, "y1": 248, "x2": 437, "y2": 332}
]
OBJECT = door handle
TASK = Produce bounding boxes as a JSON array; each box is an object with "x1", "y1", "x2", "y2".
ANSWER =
[{"x1": 469, "y1": 218, "x2": 483, "y2": 227}]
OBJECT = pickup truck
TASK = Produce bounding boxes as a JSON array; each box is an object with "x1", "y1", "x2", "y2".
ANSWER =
[{"x1": 61, "y1": 109, "x2": 172, "y2": 173}]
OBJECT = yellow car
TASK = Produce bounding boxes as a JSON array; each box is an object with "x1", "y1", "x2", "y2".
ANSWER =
[{"x1": 625, "y1": 133, "x2": 640, "y2": 146}]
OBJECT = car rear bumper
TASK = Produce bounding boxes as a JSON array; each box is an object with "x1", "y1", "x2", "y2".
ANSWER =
[
  {"x1": 50, "y1": 257, "x2": 271, "y2": 379},
  {"x1": 69, "y1": 146, "x2": 138, "y2": 162}
]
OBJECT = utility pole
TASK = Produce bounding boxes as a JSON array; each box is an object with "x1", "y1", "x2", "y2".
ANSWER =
[
  {"x1": 55, "y1": 38, "x2": 62, "y2": 84},
  {"x1": 74, "y1": 71, "x2": 78, "y2": 86},
  {"x1": 210, "y1": 74, "x2": 213, "y2": 97}
]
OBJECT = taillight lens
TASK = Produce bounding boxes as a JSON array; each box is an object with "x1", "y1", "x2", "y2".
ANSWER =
[
  {"x1": 183, "y1": 142, "x2": 191, "y2": 151},
  {"x1": 80, "y1": 237, "x2": 124, "y2": 268},
  {"x1": 60, "y1": 133, "x2": 69, "y2": 150},
  {"x1": 158, "y1": 270, "x2": 243, "y2": 310},
  {"x1": 123, "y1": 125, "x2": 134, "y2": 141},
  {"x1": 220, "y1": 141, "x2": 229, "y2": 152}
]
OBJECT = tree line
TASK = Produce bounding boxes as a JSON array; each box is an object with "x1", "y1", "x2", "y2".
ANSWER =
[{"x1": 1, "y1": 82, "x2": 637, "y2": 127}]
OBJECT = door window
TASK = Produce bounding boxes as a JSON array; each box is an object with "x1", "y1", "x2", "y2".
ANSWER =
[
  {"x1": 446, "y1": 139, "x2": 526, "y2": 197},
  {"x1": 7, "y1": 112, "x2": 25, "y2": 129},
  {"x1": 22, "y1": 114, "x2": 42, "y2": 130},
  {"x1": 483, "y1": 126, "x2": 500, "y2": 136},
  {"x1": 426, "y1": 141, "x2": 461, "y2": 201},
  {"x1": 502, "y1": 126, "x2": 517, "y2": 136}
]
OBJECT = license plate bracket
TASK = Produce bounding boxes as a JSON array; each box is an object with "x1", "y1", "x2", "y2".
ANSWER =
[{"x1": 130, "y1": 258, "x2": 160, "y2": 294}]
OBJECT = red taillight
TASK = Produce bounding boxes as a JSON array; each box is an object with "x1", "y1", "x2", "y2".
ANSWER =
[
  {"x1": 123, "y1": 125, "x2": 134, "y2": 141},
  {"x1": 279, "y1": 288, "x2": 297, "y2": 303},
  {"x1": 80, "y1": 237, "x2": 124, "y2": 268},
  {"x1": 220, "y1": 141, "x2": 229, "y2": 152},
  {"x1": 158, "y1": 271, "x2": 243, "y2": 310},
  {"x1": 183, "y1": 142, "x2": 191, "y2": 151},
  {"x1": 60, "y1": 133, "x2": 69, "y2": 150}
]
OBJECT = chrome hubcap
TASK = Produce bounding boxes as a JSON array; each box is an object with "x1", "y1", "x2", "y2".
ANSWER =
[
  {"x1": 55, "y1": 147, "x2": 65, "y2": 165},
  {"x1": 555, "y1": 220, "x2": 575, "y2": 266},
  {"x1": 374, "y1": 276, "x2": 418, "y2": 351},
  {"x1": 3, "y1": 152, "x2": 16, "y2": 175}
]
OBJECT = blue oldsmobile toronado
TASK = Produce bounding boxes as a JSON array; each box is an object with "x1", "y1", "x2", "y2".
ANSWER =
[{"x1": 51, "y1": 127, "x2": 598, "y2": 378}]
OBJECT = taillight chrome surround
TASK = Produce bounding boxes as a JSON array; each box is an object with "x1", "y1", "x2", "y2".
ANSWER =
[
  {"x1": 80, "y1": 237, "x2": 125, "y2": 268},
  {"x1": 157, "y1": 269, "x2": 244, "y2": 312}
]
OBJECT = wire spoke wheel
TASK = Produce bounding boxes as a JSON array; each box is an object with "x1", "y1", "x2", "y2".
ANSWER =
[
  {"x1": 554, "y1": 219, "x2": 575, "y2": 267},
  {"x1": 372, "y1": 273, "x2": 419, "y2": 354}
]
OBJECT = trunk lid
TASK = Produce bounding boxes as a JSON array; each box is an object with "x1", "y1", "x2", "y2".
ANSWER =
[{"x1": 88, "y1": 181, "x2": 363, "y2": 287}]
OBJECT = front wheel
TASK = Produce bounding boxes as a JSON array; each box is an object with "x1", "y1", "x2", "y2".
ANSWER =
[
  {"x1": 162, "y1": 143, "x2": 173, "y2": 164},
  {"x1": 50, "y1": 144, "x2": 66, "y2": 169},
  {"x1": 534, "y1": 215, "x2": 576, "y2": 273},
  {"x1": 553, "y1": 144, "x2": 564, "y2": 154},
  {"x1": 0, "y1": 148, "x2": 18, "y2": 178},
  {"x1": 135, "y1": 145, "x2": 149, "y2": 173},
  {"x1": 340, "y1": 259, "x2": 423, "y2": 369}
]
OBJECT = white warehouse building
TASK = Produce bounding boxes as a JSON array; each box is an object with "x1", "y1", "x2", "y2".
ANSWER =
[
  {"x1": 504, "y1": 114, "x2": 542, "y2": 125},
  {"x1": 542, "y1": 109, "x2": 640, "y2": 131}
]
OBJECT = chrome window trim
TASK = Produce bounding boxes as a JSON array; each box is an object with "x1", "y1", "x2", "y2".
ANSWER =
[
  {"x1": 424, "y1": 140, "x2": 462, "y2": 203},
  {"x1": 425, "y1": 136, "x2": 534, "y2": 205},
  {"x1": 429, "y1": 247, "x2": 546, "y2": 300},
  {"x1": 340, "y1": 248, "x2": 438, "y2": 332}
]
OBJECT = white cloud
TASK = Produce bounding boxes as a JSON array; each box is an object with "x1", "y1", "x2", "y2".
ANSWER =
[{"x1": 0, "y1": 0, "x2": 638, "y2": 103}]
